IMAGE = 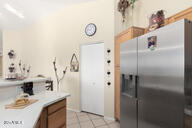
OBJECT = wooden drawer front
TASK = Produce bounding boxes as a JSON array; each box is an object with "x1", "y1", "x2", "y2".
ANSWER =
[
  {"x1": 48, "y1": 99, "x2": 66, "y2": 115},
  {"x1": 48, "y1": 107, "x2": 66, "y2": 128}
]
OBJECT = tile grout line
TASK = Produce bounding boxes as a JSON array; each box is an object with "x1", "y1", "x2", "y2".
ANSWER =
[
  {"x1": 87, "y1": 113, "x2": 95, "y2": 128},
  {"x1": 75, "y1": 111, "x2": 82, "y2": 128},
  {"x1": 67, "y1": 111, "x2": 81, "y2": 127},
  {"x1": 88, "y1": 114, "x2": 107, "y2": 128},
  {"x1": 90, "y1": 117, "x2": 96, "y2": 128},
  {"x1": 86, "y1": 112, "x2": 96, "y2": 128},
  {"x1": 67, "y1": 110, "x2": 119, "y2": 128}
]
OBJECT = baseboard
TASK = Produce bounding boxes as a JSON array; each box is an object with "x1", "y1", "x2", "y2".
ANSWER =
[
  {"x1": 67, "y1": 108, "x2": 81, "y2": 113},
  {"x1": 104, "y1": 116, "x2": 115, "y2": 121}
]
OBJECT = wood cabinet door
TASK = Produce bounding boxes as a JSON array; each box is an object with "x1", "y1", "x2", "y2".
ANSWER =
[
  {"x1": 48, "y1": 107, "x2": 66, "y2": 128},
  {"x1": 34, "y1": 99, "x2": 67, "y2": 128},
  {"x1": 40, "y1": 108, "x2": 47, "y2": 128},
  {"x1": 115, "y1": 68, "x2": 120, "y2": 120},
  {"x1": 48, "y1": 99, "x2": 66, "y2": 115},
  {"x1": 168, "y1": 7, "x2": 192, "y2": 24},
  {"x1": 35, "y1": 118, "x2": 41, "y2": 128}
]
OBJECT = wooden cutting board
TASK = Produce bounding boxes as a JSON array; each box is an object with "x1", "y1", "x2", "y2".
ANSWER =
[{"x1": 5, "y1": 99, "x2": 38, "y2": 109}]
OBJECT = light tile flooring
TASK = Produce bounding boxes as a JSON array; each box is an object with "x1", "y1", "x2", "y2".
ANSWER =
[{"x1": 67, "y1": 110, "x2": 120, "y2": 128}]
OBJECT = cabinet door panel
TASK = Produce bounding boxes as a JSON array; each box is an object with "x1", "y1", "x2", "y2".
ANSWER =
[
  {"x1": 115, "y1": 68, "x2": 120, "y2": 120},
  {"x1": 48, "y1": 107, "x2": 66, "y2": 128},
  {"x1": 48, "y1": 99, "x2": 66, "y2": 115},
  {"x1": 40, "y1": 108, "x2": 47, "y2": 128}
]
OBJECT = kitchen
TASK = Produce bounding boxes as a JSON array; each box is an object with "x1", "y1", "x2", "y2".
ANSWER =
[
  {"x1": 0, "y1": 0, "x2": 116, "y2": 128},
  {"x1": 0, "y1": 0, "x2": 192, "y2": 128}
]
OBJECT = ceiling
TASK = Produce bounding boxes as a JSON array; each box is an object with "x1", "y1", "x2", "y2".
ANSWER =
[{"x1": 0, "y1": 0, "x2": 95, "y2": 29}]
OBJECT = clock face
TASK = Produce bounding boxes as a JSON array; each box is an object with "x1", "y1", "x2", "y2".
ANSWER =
[{"x1": 85, "y1": 23, "x2": 97, "y2": 36}]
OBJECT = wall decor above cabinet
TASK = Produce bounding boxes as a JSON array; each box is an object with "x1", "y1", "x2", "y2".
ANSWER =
[
  {"x1": 118, "y1": 0, "x2": 136, "y2": 22},
  {"x1": 145, "y1": 7, "x2": 192, "y2": 34},
  {"x1": 148, "y1": 10, "x2": 165, "y2": 32}
]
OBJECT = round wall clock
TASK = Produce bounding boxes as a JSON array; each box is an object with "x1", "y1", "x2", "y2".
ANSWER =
[{"x1": 85, "y1": 23, "x2": 97, "y2": 36}]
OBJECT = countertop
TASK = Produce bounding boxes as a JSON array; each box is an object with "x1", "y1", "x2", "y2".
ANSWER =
[
  {"x1": 0, "y1": 77, "x2": 51, "y2": 87},
  {"x1": 0, "y1": 91, "x2": 70, "y2": 128}
]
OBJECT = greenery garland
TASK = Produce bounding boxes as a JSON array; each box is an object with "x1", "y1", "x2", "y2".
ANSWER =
[{"x1": 130, "y1": 0, "x2": 136, "y2": 8}]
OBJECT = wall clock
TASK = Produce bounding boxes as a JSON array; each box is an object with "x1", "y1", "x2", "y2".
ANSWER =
[{"x1": 85, "y1": 23, "x2": 97, "y2": 36}]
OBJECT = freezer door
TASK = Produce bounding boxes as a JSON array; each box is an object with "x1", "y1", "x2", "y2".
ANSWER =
[
  {"x1": 138, "y1": 20, "x2": 185, "y2": 128},
  {"x1": 120, "y1": 38, "x2": 138, "y2": 128}
]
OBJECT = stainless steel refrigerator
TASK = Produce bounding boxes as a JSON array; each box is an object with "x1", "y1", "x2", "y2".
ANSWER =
[{"x1": 120, "y1": 19, "x2": 192, "y2": 128}]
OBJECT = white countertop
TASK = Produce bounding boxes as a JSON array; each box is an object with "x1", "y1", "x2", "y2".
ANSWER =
[
  {"x1": 0, "y1": 91, "x2": 70, "y2": 128},
  {"x1": 0, "y1": 77, "x2": 51, "y2": 87}
]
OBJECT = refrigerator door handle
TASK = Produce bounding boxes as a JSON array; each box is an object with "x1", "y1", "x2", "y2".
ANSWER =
[{"x1": 135, "y1": 75, "x2": 139, "y2": 99}]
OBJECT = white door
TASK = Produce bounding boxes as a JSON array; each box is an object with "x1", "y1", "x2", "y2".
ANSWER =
[{"x1": 81, "y1": 43, "x2": 104, "y2": 115}]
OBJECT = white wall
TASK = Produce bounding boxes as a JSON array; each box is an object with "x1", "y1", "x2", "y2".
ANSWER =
[
  {"x1": 0, "y1": 31, "x2": 2, "y2": 52},
  {"x1": 3, "y1": 0, "x2": 115, "y2": 118},
  {"x1": 115, "y1": 0, "x2": 192, "y2": 35}
]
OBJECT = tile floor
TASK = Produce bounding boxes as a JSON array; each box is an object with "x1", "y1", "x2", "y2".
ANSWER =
[{"x1": 67, "y1": 110, "x2": 120, "y2": 128}]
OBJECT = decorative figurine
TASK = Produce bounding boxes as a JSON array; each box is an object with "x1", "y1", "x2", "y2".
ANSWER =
[
  {"x1": 149, "y1": 10, "x2": 165, "y2": 31},
  {"x1": 8, "y1": 50, "x2": 15, "y2": 59},
  {"x1": 18, "y1": 60, "x2": 31, "y2": 79},
  {"x1": 6, "y1": 50, "x2": 30, "y2": 80},
  {"x1": 156, "y1": 10, "x2": 165, "y2": 27},
  {"x1": 9, "y1": 63, "x2": 15, "y2": 73}
]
